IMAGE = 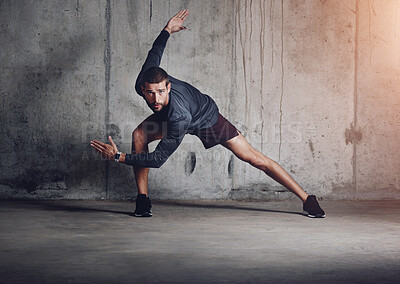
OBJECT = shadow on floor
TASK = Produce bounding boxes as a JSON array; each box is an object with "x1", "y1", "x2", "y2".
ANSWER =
[
  {"x1": 9, "y1": 201, "x2": 134, "y2": 217},
  {"x1": 156, "y1": 200, "x2": 303, "y2": 216},
  {"x1": 4, "y1": 200, "x2": 303, "y2": 217}
]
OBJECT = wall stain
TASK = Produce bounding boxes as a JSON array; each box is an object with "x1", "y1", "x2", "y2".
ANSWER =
[
  {"x1": 345, "y1": 123, "x2": 362, "y2": 145},
  {"x1": 184, "y1": 152, "x2": 196, "y2": 176},
  {"x1": 149, "y1": 0, "x2": 152, "y2": 22},
  {"x1": 107, "y1": 123, "x2": 121, "y2": 139},
  {"x1": 228, "y1": 154, "x2": 234, "y2": 179},
  {"x1": 126, "y1": 1, "x2": 138, "y2": 34},
  {"x1": 1, "y1": 169, "x2": 67, "y2": 193},
  {"x1": 308, "y1": 139, "x2": 315, "y2": 159}
]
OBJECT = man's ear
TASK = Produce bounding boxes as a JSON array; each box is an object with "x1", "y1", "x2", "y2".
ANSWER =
[{"x1": 167, "y1": 82, "x2": 171, "y2": 93}]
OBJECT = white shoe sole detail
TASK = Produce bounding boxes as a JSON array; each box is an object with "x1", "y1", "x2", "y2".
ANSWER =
[
  {"x1": 134, "y1": 212, "x2": 153, "y2": 217},
  {"x1": 303, "y1": 211, "x2": 326, "y2": 218}
]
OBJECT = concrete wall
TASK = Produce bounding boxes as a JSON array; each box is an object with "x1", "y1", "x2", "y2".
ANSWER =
[{"x1": 1, "y1": 0, "x2": 399, "y2": 200}]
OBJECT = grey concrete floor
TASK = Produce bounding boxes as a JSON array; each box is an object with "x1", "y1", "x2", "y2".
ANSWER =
[{"x1": 1, "y1": 199, "x2": 400, "y2": 283}]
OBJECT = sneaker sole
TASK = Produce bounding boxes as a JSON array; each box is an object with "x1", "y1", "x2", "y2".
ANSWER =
[
  {"x1": 134, "y1": 212, "x2": 153, "y2": 217},
  {"x1": 303, "y1": 211, "x2": 326, "y2": 218}
]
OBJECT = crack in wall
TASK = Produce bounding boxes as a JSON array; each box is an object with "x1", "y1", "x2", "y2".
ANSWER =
[
  {"x1": 249, "y1": 0, "x2": 254, "y2": 127},
  {"x1": 249, "y1": 0, "x2": 253, "y2": 45},
  {"x1": 237, "y1": 0, "x2": 249, "y2": 127},
  {"x1": 396, "y1": 1, "x2": 398, "y2": 38},
  {"x1": 269, "y1": 0, "x2": 275, "y2": 72},
  {"x1": 104, "y1": 0, "x2": 111, "y2": 198},
  {"x1": 278, "y1": 0, "x2": 284, "y2": 161},
  {"x1": 368, "y1": 0, "x2": 373, "y2": 65}
]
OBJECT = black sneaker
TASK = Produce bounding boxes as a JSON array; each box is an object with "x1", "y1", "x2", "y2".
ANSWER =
[
  {"x1": 133, "y1": 194, "x2": 153, "y2": 217},
  {"x1": 303, "y1": 195, "x2": 325, "y2": 218}
]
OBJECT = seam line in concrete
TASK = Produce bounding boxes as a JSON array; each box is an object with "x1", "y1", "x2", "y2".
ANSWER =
[
  {"x1": 278, "y1": 0, "x2": 284, "y2": 162},
  {"x1": 259, "y1": 0, "x2": 265, "y2": 154},
  {"x1": 353, "y1": 0, "x2": 359, "y2": 192},
  {"x1": 104, "y1": 0, "x2": 112, "y2": 198},
  {"x1": 231, "y1": 0, "x2": 237, "y2": 190}
]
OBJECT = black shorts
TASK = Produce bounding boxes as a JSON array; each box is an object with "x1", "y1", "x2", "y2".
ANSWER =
[{"x1": 194, "y1": 114, "x2": 239, "y2": 149}]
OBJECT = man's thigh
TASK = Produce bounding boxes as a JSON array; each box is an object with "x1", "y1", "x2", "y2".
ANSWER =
[
  {"x1": 134, "y1": 114, "x2": 167, "y2": 143},
  {"x1": 221, "y1": 132, "x2": 257, "y2": 162},
  {"x1": 194, "y1": 114, "x2": 239, "y2": 149}
]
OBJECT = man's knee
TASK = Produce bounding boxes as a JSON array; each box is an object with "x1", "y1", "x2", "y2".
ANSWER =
[
  {"x1": 247, "y1": 152, "x2": 262, "y2": 167},
  {"x1": 243, "y1": 150, "x2": 269, "y2": 170}
]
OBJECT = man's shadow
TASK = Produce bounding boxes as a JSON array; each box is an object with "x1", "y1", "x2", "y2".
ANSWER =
[
  {"x1": 14, "y1": 200, "x2": 303, "y2": 217},
  {"x1": 155, "y1": 200, "x2": 303, "y2": 216},
  {"x1": 15, "y1": 200, "x2": 133, "y2": 217}
]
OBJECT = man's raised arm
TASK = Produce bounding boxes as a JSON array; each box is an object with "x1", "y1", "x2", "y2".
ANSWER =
[
  {"x1": 135, "y1": 9, "x2": 189, "y2": 96},
  {"x1": 163, "y1": 9, "x2": 189, "y2": 35}
]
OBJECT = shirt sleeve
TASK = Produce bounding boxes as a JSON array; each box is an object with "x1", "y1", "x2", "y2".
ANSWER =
[
  {"x1": 124, "y1": 113, "x2": 191, "y2": 168},
  {"x1": 135, "y1": 30, "x2": 170, "y2": 96}
]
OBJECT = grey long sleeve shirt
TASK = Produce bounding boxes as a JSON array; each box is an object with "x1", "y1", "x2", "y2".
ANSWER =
[{"x1": 124, "y1": 30, "x2": 219, "y2": 168}]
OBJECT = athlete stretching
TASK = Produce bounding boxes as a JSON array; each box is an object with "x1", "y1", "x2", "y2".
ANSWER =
[{"x1": 90, "y1": 10, "x2": 325, "y2": 218}]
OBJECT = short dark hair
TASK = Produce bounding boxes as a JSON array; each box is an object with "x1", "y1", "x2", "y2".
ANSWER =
[{"x1": 141, "y1": 66, "x2": 169, "y2": 87}]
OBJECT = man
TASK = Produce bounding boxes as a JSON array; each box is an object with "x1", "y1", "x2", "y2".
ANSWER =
[{"x1": 90, "y1": 10, "x2": 325, "y2": 218}]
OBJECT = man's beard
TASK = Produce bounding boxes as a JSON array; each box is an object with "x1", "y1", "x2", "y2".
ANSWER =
[{"x1": 147, "y1": 101, "x2": 163, "y2": 112}]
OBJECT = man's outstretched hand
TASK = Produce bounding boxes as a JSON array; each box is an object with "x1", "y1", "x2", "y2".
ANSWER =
[
  {"x1": 164, "y1": 9, "x2": 189, "y2": 34},
  {"x1": 90, "y1": 136, "x2": 118, "y2": 161}
]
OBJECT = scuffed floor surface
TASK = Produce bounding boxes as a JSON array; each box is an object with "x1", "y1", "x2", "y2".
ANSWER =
[{"x1": 0, "y1": 199, "x2": 400, "y2": 283}]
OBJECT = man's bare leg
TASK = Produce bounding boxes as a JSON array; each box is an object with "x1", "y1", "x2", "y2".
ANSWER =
[
  {"x1": 132, "y1": 114, "x2": 166, "y2": 196},
  {"x1": 222, "y1": 132, "x2": 308, "y2": 202}
]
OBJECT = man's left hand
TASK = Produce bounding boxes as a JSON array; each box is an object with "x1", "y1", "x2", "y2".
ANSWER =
[
  {"x1": 90, "y1": 136, "x2": 118, "y2": 160},
  {"x1": 164, "y1": 9, "x2": 189, "y2": 34}
]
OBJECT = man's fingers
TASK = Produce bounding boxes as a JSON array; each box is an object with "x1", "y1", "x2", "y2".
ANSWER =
[
  {"x1": 91, "y1": 140, "x2": 106, "y2": 147},
  {"x1": 108, "y1": 136, "x2": 116, "y2": 146},
  {"x1": 174, "y1": 10, "x2": 184, "y2": 18},
  {"x1": 181, "y1": 10, "x2": 189, "y2": 21},
  {"x1": 178, "y1": 9, "x2": 186, "y2": 17},
  {"x1": 90, "y1": 139, "x2": 116, "y2": 161},
  {"x1": 91, "y1": 143, "x2": 103, "y2": 153},
  {"x1": 91, "y1": 144, "x2": 111, "y2": 159},
  {"x1": 91, "y1": 142, "x2": 105, "y2": 150},
  {"x1": 175, "y1": 9, "x2": 188, "y2": 20},
  {"x1": 90, "y1": 142, "x2": 103, "y2": 151}
]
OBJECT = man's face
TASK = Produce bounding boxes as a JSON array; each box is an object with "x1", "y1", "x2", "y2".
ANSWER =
[{"x1": 141, "y1": 80, "x2": 171, "y2": 112}]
